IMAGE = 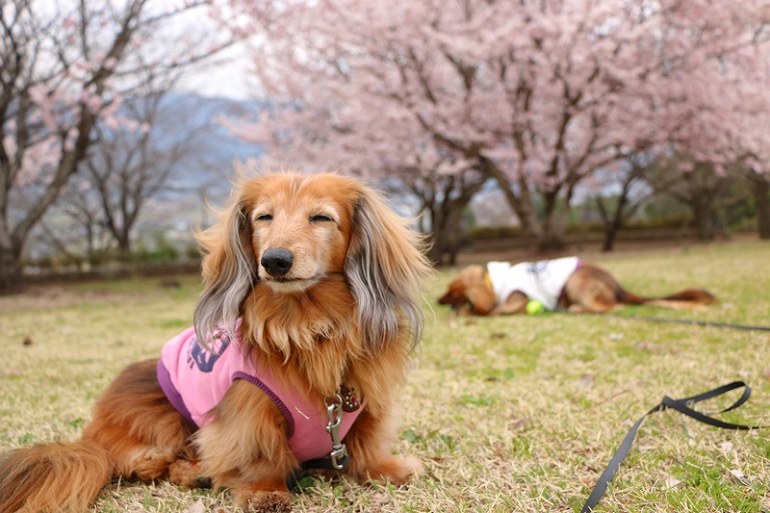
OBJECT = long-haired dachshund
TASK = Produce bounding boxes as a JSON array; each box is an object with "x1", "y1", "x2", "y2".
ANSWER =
[
  {"x1": 438, "y1": 256, "x2": 717, "y2": 315},
  {"x1": 0, "y1": 173, "x2": 431, "y2": 513}
]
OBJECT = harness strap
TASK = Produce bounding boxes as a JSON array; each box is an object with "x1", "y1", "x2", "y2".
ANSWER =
[
  {"x1": 286, "y1": 392, "x2": 353, "y2": 490},
  {"x1": 581, "y1": 381, "x2": 765, "y2": 513}
]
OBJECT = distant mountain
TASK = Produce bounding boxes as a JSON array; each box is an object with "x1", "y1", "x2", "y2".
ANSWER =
[{"x1": 155, "y1": 92, "x2": 265, "y2": 194}]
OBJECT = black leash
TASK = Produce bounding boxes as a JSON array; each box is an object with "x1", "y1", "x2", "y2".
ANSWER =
[
  {"x1": 582, "y1": 381, "x2": 766, "y2": 512},
  {"x1": 609, "y1": 314, "x2": 770, "y2": 333}
]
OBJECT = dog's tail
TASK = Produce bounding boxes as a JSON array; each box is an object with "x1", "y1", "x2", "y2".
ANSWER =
[
  {"x1": 0, "y1": 438, "x2": 112, "y2": 513},
  {"x1": 620, "y1": 288, "x2": 718, "y2": 308}
]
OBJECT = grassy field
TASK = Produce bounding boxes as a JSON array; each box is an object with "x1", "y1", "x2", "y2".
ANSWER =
[{"x1": 1, "y1": 239, "x2": 769, "y2": 512}]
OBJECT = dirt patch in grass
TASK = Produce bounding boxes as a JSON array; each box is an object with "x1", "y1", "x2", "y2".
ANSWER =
[
  {"x1": 0, "y1": 275, "x2": 201, "y2": 314},
  {"x1": 0, "y1": 285, "x2": 129, "y2": 314}
]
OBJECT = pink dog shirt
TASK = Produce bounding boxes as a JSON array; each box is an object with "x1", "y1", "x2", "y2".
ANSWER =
[{"x1": 156, "y1": 325, "x2": 363, "y2": 463}]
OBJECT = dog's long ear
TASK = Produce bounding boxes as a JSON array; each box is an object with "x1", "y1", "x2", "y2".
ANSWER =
[
  {"x1": 193, "y1": 189, "x2": 257, "y2": 344},
  {"x1": 345, "y1": 186, "x2": 431, "y2": 353},
  {"x1": 465, "y1": 284, "x2": 497, "y2": 315}
]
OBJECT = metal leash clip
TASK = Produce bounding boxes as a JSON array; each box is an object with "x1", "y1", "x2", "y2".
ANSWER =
[{"x1": 324, "y1": 394, "x2": 349, "y2": 470}]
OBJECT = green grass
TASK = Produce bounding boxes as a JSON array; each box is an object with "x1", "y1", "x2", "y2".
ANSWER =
[{"x1": 2, "y1": 241, "x2": 770, "y2": 512}]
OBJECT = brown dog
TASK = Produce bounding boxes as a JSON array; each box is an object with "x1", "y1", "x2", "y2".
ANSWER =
[
  {"x1": 0, "y1": 173, "x2": 431, "y2": 513},
  {"x1": 438, "y1": 256, "x2": 717, "y2": 315}
]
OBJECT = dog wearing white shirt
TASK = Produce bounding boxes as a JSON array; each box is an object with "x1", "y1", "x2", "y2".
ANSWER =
[{"x1": 438, "y1": 256, "x2": 718, "y2": 315}]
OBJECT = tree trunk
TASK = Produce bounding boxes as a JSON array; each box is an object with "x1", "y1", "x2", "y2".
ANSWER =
[
  {"x1": 85, "y1": 223, "x2": 96, "y2": 265},
  {"x1": 428, "y1": 223, "x2": 460, "y2": 265},
  {"x1": 749, "y1": 173, "x2": 770, "y2": 239},
  {"x1": 693, "y1": 197, "x2": 717, "y2": 241},
  {"x1": 427, "y1": 190, "x2": 472, "y2": 265},
  {"x1": 480, "y1": 157, "x2": 569, "y2": 252},
  {"x1": 599, "y1": 193, "x2": 642, "y2": 252},
  {"x1": 538, "y1": 190, "x2": 569, "y2": 252},
  {"x1": 597, "y1": 165, "x2": 648, "y2": 253},
  {"x1": 116, "y1": 233, "x2": 132, "y2": 260},
  {"x1": 0, "y1": 244, "x2": 24, "y2": 294},
  {"x1": 418, "y1": 169, "x2": 487, "y2": 265},
  {"x1": 595, "y1": 196, "x2": 621, "y2": 252},
  {"x1": 602, "y1": 221, "x2": 620, "y2": 252}
]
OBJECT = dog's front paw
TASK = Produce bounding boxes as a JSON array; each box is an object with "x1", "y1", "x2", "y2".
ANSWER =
[
  {"x1": 233, "y1": 488, "x2": 292, "y2": 513},
  {"x1": 455, "y1": 304, "x2": 473, "y2": 316},
  {"x1": 370, "y1": 455, "x2": 423, "y2": 485},
  {"x1": 169, "y1": 459, "x2": 211, "y2": 488}
]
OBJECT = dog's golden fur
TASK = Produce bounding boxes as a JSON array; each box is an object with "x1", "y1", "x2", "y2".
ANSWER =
[
  {"x1": 0, "y1": 172, "x2": 431, "y2": 513},
  {"x1": 438, "y1": 261, "x2": 717, "y2": 315}
]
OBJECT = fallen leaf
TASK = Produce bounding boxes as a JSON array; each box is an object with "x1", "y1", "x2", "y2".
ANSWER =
[
  {"x1": 508, "y1": 418, "x2": 530, "y2": 431},
  {"x1": 183, "y1": 499, "x2": 206, "y2": 513},
  {"x1": 729, "y1": 469, "x2": 751, "y2": 486},
  {"x1": 577, "y1": 374, "x2": 594, "y2": 389},
  {"x1": 665, "y1": 477, "x2": 683, "y2": 489},
  {"x1": 719, "y1": 441, "x2": 734, "y2": 456}
]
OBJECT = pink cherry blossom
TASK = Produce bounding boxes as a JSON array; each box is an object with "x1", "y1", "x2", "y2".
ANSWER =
[{"x1": 227, "y1": 0, "x2": 770, "y2": 250}]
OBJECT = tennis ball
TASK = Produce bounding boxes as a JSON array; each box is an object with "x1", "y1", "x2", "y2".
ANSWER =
[{"x1": 526, "y1": 300, "x2": 546, "y2": 315}]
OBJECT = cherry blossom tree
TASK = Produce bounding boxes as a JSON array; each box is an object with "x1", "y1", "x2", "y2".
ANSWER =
[
  {"x1": 590, "y1": 156, "x2": 653, "y2": 252},
  {"x1": 0, "y1": 0, "x2": 231, "y2": 293},
  {"x1": 228, "y1": 0, "x2": 770, "y2": 252},
  {"x1": 646, "y1": 156, "x2": 731, "y2": 240},
  {"x1": 68, "y1": 83, "x2": 209, "y2": 258}
]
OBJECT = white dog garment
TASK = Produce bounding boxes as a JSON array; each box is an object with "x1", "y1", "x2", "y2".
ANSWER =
[{"x1": 486, "y1": 256, "x2": 580, "y2": 310}]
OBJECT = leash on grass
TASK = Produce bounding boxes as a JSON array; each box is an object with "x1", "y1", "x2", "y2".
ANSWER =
[
  {"x1": 581, "y1": 381, "x2": 766, "y2": 512},
  {"x1": 609, "y1": 314, "x2": 770, "y2": 333}
]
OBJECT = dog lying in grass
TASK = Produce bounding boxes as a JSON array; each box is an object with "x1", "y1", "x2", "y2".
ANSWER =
[
  {"x1": 0, "y1": 173, "x2": 431, "y2": 513},
  {"x1": 438, "y1": 256, "x2": 718, "y2": 315}
]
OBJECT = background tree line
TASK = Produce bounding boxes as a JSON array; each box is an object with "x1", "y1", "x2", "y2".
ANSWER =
[
  {"x1": 3, "y1": 0, "x2": 770, "y2": 293},
  {"x1": 230, "y1": 0, "x2": 770, "y2": 262}
]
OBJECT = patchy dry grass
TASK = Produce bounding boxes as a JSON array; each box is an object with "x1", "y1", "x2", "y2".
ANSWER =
[{"x1": 1, "y1": 240, "x2": 770, "y2": 512}]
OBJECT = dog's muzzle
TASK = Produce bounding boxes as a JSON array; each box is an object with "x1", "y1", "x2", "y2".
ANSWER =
[{"x1": 261, "y1": 248, "x2": 294, "y2": 277}]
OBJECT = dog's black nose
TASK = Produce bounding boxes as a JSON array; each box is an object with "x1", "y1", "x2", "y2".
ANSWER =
[{"x1": 261, "y1": 248, "x2": 294, "y2": 276}]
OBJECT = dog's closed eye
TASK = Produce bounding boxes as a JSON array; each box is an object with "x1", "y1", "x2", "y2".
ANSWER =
[{"x1": 310, "y1": 214, "x2": 334, "y2": 223}]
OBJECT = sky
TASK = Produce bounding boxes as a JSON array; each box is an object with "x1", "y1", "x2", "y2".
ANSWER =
[
  {"x1": 163, "y1": 3, "x2": 256, "y2": 101},
  {"x1": 176, "y1": 41, "x2": 255, "y2": 100}
]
